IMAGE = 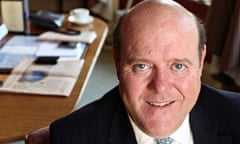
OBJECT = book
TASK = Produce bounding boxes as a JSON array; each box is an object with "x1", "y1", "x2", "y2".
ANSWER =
[
  {"x1": 0, "y1": 58, "x2": 84, "y2": 96},
  {"x1": 1, "y1": 0, "x2": 29, "y2": 33}
]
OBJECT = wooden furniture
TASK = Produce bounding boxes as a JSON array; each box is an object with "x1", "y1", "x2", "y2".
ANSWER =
[
  {"x1": 0, "y1": 16, "x2": 108, "y2": 143},
  {"x1": 25, "y1": 127, "x2": 49, "y2": 144}
]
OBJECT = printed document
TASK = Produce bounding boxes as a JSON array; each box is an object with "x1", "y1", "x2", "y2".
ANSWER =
[{"x1": 0, "y1": 58, "x2": 84, "y2": 96}]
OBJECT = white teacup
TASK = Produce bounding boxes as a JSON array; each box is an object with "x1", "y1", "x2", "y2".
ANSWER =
[{"x1": 70, "y1": 8, "x2": 90, "y2": 22}]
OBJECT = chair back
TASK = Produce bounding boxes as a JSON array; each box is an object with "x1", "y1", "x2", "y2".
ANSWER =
[{"x1": 25, "y1": 126, "x2": 49, "y2": 144}]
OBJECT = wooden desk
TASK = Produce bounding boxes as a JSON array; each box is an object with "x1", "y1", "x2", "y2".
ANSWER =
[{"x1": 0, "y1": 17, "x2": 108, "y2": 143}]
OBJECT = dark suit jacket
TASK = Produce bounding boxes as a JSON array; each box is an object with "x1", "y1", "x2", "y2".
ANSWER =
[{"x1": 50, "y1": 83, "x2": 240, "y2": 144}]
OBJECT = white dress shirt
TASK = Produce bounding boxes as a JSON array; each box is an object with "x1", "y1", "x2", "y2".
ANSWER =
[{"x1": 128, "y1": 115, "x2": 194, "y2": 144}]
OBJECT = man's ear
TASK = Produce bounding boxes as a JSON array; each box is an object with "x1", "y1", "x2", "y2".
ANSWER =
[
  {"x1": 200, "y1": 45, "x2": 207, "y2": 77},
  {"x1": 112, "y1": 48, "x2": 120, "y2": 79}
]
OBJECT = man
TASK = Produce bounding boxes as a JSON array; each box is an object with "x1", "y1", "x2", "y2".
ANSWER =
[{"x1": 50, "y1": 0, "x2": 240, "y2": 143}]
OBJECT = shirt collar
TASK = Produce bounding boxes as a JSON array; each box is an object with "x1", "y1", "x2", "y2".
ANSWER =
[
  {"x1": 128, "y1": 115, "x2": 193, "y2": 144},
  {"x1": 128, "y1": 115, "x2": 155, "y2": 144},
  {"x1": 170, "y1": 115, "x2": 194, "y2": 144}
]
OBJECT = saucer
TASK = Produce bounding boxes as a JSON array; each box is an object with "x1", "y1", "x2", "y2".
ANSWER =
[{"x1": 68, "y1": 15, "x2": 94, "y2": 25}]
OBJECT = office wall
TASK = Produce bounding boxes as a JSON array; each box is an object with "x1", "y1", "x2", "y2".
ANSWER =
[
  {"x1": 29, "y1": 0, "x2": 60, "y2": 12},
  {"x1": 29, "y1": 0, "x2": 84, "y2": 12},
  {"x1": 0, "y1": 0, "x2": 84, "y2": 14}
]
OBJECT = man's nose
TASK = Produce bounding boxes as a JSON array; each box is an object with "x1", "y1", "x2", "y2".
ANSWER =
[{"x1": 148, "y1": 69, "x2": 171, "y2": 93}]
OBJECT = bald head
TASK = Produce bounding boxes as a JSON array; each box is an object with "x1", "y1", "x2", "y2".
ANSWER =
[
  {"x1": 126, "y1": 0, "x2": 194, "y2": 21},
  {"x1": 113, "y1": 0, "x2": 206, "y2": 61}
]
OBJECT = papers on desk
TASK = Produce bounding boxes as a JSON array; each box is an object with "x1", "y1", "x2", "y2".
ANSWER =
[
  {"x1": 0, "y1": 35, "x2": 41, "y2": 55},
  {"x1": 0, "y1": 31, "x2": 95, "y2": 96},
  {"x1": 0, "y1": 53, "x2": 34, "y2": 71},
  {"x1": 0, "y1": 36, "x2": 39, "y2": 72},
  {"x1": 0, "y1": 58, "x2": 84, "y2": 96},
  {"x1": 1, "y1": 35, "x2": 88, "y2": 58},
  {"x1": 0, "y1": 35, "x2": 88, "y2": 71},
  {"x1": 36, "y1": 42, "x2": 86, "y2": 61},
  {"x1": 37, "y1": 30, "x2": 97, "y2": 44}
]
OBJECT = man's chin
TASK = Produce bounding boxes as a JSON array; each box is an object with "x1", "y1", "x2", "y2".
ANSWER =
[{"x1": 142, "y1": 119, "x2": 180, "y2": 138}]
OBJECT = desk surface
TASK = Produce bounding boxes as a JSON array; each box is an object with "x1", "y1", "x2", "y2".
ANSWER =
[{"x1": 0, "y1": 17, "x2": 108, "y2": 143}]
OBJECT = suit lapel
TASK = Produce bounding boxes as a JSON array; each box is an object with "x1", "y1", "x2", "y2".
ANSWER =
[
  {"x1": 190, "y1": 85, "x2": 233, "y2": 144},
  {"x1": 108, "y1": 96, "x2": 137, "y2": 144},
  {"x1": 190, "y1": 116, "x2": 232, "y2": 144}
]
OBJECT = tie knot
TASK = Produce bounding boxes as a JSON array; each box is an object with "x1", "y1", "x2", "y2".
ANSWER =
[{"x1": 156, "y1": 137, "x2": 174, "y2": 144}]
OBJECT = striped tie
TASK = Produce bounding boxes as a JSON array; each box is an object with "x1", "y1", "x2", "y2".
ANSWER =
[{"x1": 156, "y1": 137, "x2": 174, "y2": 144}]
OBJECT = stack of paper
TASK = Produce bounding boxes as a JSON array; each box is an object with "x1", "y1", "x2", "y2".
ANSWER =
[
  {"x1": 35, "y1": 42, "x2": 87, "y2": 61},
  {"x1": 0, "y1": 35, "x2": 88, "y2": 66},
  {"x1": 0, "y1": 58, "x2": 84, "y2": 96},
  {"x1": 37, "y1": 30, "x2": 97, "y2": 44}
]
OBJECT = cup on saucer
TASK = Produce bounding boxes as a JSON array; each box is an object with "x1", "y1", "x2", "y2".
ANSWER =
[{"x1": 69, "y1": 8, "x2": 94, "y2": 25}]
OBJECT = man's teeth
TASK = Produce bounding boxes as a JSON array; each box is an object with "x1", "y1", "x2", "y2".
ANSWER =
[{"x1": 149, "y1": 102, "x2": 171, "y2": 107}]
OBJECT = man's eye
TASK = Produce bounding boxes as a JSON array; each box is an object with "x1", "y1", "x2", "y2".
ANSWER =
[
  {"x1": 172, "y1": 63, "x2": 186, "y2": 71},
  {"x1": 134, "y1": 64, "x2": 149, "y2": 71}
]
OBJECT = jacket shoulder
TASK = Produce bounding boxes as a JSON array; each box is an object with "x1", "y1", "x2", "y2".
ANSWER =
[
  {"x1": 200, "y1": 83, "x2": 240, "y2": 109},
  {"x1": 50, "y1": 86, "x2": 121, "y2": 143},
  {"x1": 191, "y1": 83, "x2": 240, "y2": 143}
]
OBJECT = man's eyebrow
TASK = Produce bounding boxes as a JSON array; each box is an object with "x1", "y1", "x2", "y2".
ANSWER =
[
  {"x1": 125, "y1": 56, "x2": 193, "y2": 65},
  {"x1": 173, "y1": 58, "x2": 193, "y2": 65},
  {"x1": 126, "y1": 57, "x2": 151, "y2": 64}
]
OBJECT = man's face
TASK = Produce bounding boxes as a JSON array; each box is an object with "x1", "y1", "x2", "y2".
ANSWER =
[{"x1": 117, "y1": 5, "x2": 206, "y2": 138}]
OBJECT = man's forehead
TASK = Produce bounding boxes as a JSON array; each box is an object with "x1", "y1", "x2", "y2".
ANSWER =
[{"x1": 120, "y1": 0, "x2": 197, "y2": 38}]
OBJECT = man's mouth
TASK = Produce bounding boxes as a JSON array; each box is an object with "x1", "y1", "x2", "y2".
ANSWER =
[{"x1": 148, "y1": 101, "x2": 174, "y2": 107}]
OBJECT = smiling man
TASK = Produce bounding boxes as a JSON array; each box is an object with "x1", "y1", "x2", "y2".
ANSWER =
[
  {"x1": 50, "y1": 0, "x2": 240, "y2": 144},
  {"x1": 116, "y1": 0, "x2": 204, "y2": 140}
]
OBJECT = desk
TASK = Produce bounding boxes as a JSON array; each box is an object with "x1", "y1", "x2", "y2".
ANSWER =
[{"x1": 0, "y1": 17, "x2": 108, "y2": 143}]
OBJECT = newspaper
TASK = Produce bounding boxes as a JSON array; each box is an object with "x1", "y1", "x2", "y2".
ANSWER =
[
  {"x1": 0, "y1": 58, "x2": 84, "y2": 96},
  {"x1": 37, "y1": 30, "x2": 97, "y2": 44}
]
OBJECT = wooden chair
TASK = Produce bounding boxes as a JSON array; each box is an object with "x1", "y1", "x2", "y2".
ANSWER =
[{"x1": 25, "y1": 126, "x2": 49, "y2": 144}]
